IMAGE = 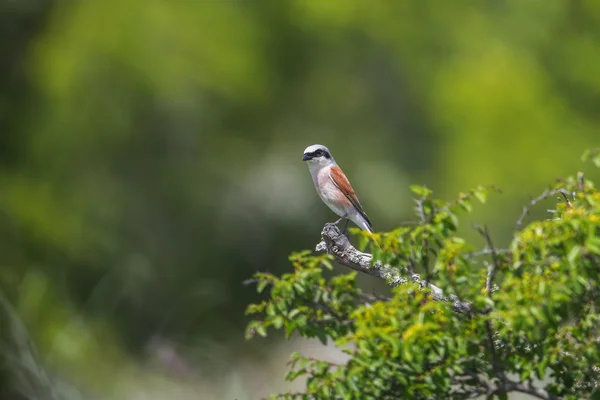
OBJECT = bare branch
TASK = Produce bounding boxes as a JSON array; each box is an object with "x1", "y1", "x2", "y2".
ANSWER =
[
  {"x1": 414, "y1": 196, "x2": 427, "y2": 224},
  {"x1": 266, "y1": 392, "x2": 316, "y2": 400},
  {"x1": 242, "y1": 277, "x2": 264, "y2": 286},
  {"x1": 306, "y1": 300, "x2": 351, "y2": 325},
  {"x1": 358, "y1": 291, "x2": 392, "y2": 304},
  {"x1": 316, "y1": 223, "x2": 474, "y2": 316},
  {"x1": 472, "y1": 224, "x2": 502, "y2": 294},
  {"x1": 515, "y1": 188, "x2": 573, "y2": 230},
  {"x1": 577, "y1": 171, "x2": 585, "y2": 191},
  {"x1": 506, "y1": 379, "x2": 559, "y2": 400}
]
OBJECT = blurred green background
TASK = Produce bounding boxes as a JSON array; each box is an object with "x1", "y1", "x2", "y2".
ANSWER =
[{"x1": 0, "y1": 0, "x2": 599, "y2": 399}]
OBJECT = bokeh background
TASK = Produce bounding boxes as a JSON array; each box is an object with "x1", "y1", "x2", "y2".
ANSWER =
[{"x1": 1, "y1": 1, "x2": 599, "y2": 399}]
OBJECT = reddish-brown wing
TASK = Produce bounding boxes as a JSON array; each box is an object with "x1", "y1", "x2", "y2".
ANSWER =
[{"x1": 329, "y1": 166, "x2": 373, "y2": 228}]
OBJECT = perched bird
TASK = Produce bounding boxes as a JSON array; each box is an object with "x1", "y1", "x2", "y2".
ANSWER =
[{"x1": 302, "y1": 144, "x2": 373, "y2": 233}]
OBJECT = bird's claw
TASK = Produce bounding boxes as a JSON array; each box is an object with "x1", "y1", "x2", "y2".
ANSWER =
[
  {"x1": 324, "y1": 221, "x2": 337, "y2": 230},
  {"x1": 324, "y1": 216, "x2": 351, "y2": 239}
]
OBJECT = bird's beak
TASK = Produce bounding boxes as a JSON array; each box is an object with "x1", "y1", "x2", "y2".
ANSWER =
[{"x1": 302, "y1": 154, "x2": 312, "y2": 161}]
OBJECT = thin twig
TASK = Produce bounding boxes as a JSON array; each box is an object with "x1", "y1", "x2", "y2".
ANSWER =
[
  {"x1": 242, "y1": 277, "x2": 263, "y2": 286},
  {"x1": 472, "y1": 224, "x2": 501, "y2": 294},
  {"x1": 359, "y1": 292, "x2": 392, "y2": 304},
  {"x1": 305, "y1": 300, "x2": 349, "y2": 325},
  {"x1": 515, "y1": 188, "x2": 573, "y2": 230},
  {"x1": 485, "y1": 320, "x2": 507, "y2": 396},
  {"x1": 577, "y1": 171, "x2": 585, "y2": 191},
  {"x1": 464, "y1": 248, "x2": 511, "y2": 260},
  {"x1": 264, "y1": 392, "x2": 316, "y2": 400},
  {"x1": 412, "y1": 197, "x2": 431, "y2": 281},
  {"x1": 290, "y1": 356, "x2": 341, "y2": 368},
  {"x1": 414, "y1": 197, "x2": 427, "y2": 224}
]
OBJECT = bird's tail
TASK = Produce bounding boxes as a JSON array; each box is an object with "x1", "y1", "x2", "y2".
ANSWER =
[
  {"x1": 351, "y1": 213, "x2": 381, "y2": 248},
  {"x1": 353, "y1": 213, "x2": 373, "y2": 233}
]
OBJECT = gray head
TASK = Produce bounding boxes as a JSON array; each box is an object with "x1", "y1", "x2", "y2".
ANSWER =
[{"x1": 302, "y1": 144, "x2": 335, "y2": 166}]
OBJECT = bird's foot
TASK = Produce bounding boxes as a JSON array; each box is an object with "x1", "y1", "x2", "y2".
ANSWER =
[
  {"x1": 324, "y1": 215, "x2": 350, "y2": 239},
  {"x1": 324, "y1": 221, "x2": 339, "y2": 231}
]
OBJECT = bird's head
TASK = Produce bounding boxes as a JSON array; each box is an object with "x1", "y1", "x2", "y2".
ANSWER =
[{"x1": 302, "y1": 144, "x2": 335, "y2": 167}]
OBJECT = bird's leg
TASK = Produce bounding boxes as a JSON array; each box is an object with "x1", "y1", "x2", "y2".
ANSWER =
[
  {"x1": 332, "y1": 213, "x2": 348, "y2": 226},
  {"x1": 341, "y1": 219, "x2": 350, "y2": 235},
  {"x1": 326, "y1": 214, "x2": 348, "y2": 229}
]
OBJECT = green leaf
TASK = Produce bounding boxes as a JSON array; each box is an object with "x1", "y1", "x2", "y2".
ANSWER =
[
  {"x1": 458, "y1": 199, "x2": 472, "y2": 212},
  {"x1": 315, "y1": 329, "x2": 328, "y2": 345},
  {"x1": 410, "y1": 185, "x2": 432, "y2": 197},
  {"x1": 402, "y1": 346, "x2": 413, "y2": 362},
  {"x1": 256, "y1": 324, "x2": 267, "y2": 337},
  {"x1": 536, "y1": 360, "x2": 547, "y2": 379},
  {"x1": 474, "y1": 189, "x2": 487, "y2": 204},
  {"x1": 581, "y1": 148, "x2": 600, "y2": 167},
  {"x1": 538, "y1": 280, "x2": 546, "y2": 295},
  {"x1": 272, "y1": 316, "x2": 284, "y2": 329},
  {"x1": 293, "y1": 283, "x2": 306, "y2": 294},
  {"x1": 257, "y1": 279, "x2": 269, "y2": 293},
  {"x1": 320, "y1": 385, "x2": 329, "y2": 398},
  {"x1": 334, "y1": 382, "x2": 346, "y2": 396},
  {"x1": 284, "y1": 321, "x2": 295, "y2": 339},
  {"x1": 586, "y1": 236, "x2": 600, "y2": 254},
  {"x1": 581, "y1": 148, "x2": 591, "y2": 162},
  {"x1": 567, "y1": 245, "x2": 581, "y2": 265}
]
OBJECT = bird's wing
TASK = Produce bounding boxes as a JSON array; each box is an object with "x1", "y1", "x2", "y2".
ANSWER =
[{"x1": 329, "y1": 165, "x2": 373, "y2": 229}]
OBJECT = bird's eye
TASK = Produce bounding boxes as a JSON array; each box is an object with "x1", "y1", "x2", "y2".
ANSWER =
[{"x1": 315, "y1": 149, "x2": 323, "y2": 157}]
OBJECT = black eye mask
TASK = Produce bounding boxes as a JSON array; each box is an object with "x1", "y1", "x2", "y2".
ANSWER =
[
  {"x1": 303, "y1": 148, "x2": 331, "y2": 161},
  {"x1": 314, "y1": 149, "x2": 330, "y2": 159}
]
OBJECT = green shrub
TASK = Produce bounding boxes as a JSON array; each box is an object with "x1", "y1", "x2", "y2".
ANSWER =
[{"x1": 246, "y1": 150, "x2": 600, "y2": 400}]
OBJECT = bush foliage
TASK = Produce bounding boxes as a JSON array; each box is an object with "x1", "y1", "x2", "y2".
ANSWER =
[{"x1": 246, "y1": 151, "x2": 600, "y2": 400}]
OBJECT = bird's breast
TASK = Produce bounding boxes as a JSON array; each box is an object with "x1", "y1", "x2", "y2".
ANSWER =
[{"x1": 313, "y1": 167, "x2": 349, "y2": 212}]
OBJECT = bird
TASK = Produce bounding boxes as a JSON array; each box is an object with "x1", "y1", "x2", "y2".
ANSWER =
[{"x1": 302, "y1": 144, "x2": 373, "y2": 233}]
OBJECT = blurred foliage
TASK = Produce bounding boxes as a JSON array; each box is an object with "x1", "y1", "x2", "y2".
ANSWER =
[
  {"x1": 247, "y1": 158, "x2": 600, "y2": 399},
  {"x1": 0, "y1": 0, "x2": 599, "y2": 398}
]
